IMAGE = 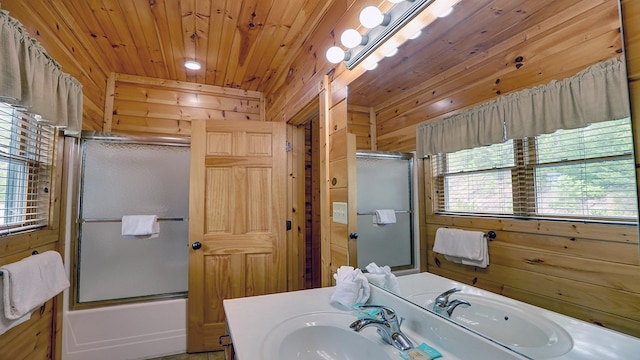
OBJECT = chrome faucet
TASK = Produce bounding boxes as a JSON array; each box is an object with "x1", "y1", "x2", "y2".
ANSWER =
[
  {"x1": 349, "y1": 305, "x2": 414, "y2": 351},
  {"x1": 433, "y1": 288, "x2": 471, "y2": 317}
]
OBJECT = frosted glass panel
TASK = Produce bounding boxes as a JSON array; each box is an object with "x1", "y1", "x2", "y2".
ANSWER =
[
  {"x1": 356, "y1": 154, "x2": 413, "y2": 269},
  {"x1": 78, "y1": 221, "x2": 189, "y2": 302},
  {"x1": 356, "y1": 157, "x2": 410, "y2": 211},
  {"x1": 356, "y1": 213, "x2": 412, "y2": 268},
  {"x1": 78, "y1": 141, "x2": 190, "y2": 302},
  {"x1": 82, "y1": 142, "x2": 189, "y2": 218}
]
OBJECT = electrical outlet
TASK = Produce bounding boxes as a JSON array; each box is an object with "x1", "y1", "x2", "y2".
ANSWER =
[{"x1": 332, "y1": 202, "x2": 348, "y2": 224}]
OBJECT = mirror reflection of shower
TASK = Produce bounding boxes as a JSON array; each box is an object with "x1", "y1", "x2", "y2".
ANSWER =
[{"x1": 356, "y1": 152, "x2": 415, "y2": 270}]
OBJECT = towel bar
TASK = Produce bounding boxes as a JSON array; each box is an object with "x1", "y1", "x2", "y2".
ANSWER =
[
  {"x1": 77, "y1": 217, "x2": 187, "y2": 224},
  {"x1": 357, "y1": 210, "x2": 412, "y2": 215},
  {"x1": 0, "y1": 250, "x2": 39, "y2": 276}
]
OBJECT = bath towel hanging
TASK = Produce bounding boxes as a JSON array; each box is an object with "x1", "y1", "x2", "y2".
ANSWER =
[
  {"x1": 433, "y1": 228, "x2": 489, "y2": 268},
  {"x1": 0, "y1": 251, "x2": 69, "y2": 327},
  {"x1": 373, "y1": 209, "x2": 397, "y2": 225},
  {"x1": 121, "y1": 215, "x2": 160, "y2": 238}
]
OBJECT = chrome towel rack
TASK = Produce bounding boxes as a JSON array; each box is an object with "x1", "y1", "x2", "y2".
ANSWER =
[
  {"x1": 357, "y1": 210, "x2": 412, "y2": 215},
  {"x1": 77, "y1": 217, "x2": 187, "y2": 224}
]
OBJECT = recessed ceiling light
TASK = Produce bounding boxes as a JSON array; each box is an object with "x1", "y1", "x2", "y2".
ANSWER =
[{"x1": 184, "y1": 60, "x2": 201, "y2": 70}]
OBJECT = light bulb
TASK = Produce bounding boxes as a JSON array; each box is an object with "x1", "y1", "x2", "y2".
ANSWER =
[
  {"x1": 184, "y1": 60, "x2": 201, "y2": 70},
  {"x1": 438, "y1": 6, "x2": 454, "y2": 17},
  {"x1": 362, "y1": 59, "x2": 379, "y2": 71},
  {"x1": 384, "y1": 47, "x2": 398, "y2": 57},
  {"x1": 360, "y1": 6, "x2": 384, "y2": 28},
  {"x1": 326, "y1": 46, "x2": 346, "y2": 64},
  {"x1": 409, "y1": 30, "x2": 422, "y2": 40},
  {"x1": 341, "y1": 29, "x2": 363, "y2": 49}
]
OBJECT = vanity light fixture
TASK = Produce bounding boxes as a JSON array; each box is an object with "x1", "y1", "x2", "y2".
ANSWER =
[
  {"x1": 184, "y1": 60, "x2": 201, "y2": 70},
  {"x1": 326, "y1": 0, "x2": 461, "y2": 70}
]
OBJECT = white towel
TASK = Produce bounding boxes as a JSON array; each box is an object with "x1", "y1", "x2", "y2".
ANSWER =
[
  {"x1": 1, "y1": 251, "x2": 69, "y2": 322},
  {"x1": 433, "y1": 228, "x2": 489, "y2": 268},
  {"x1": 373, "y1": 209, "x2": 396, "y2": 225},
  {"x1": 121, "y1": 215, "x2": 160, "y2": 238},
  {"x1": 364, "y1": 262, "x2": 401, "y2": 295},
  {"x1": 330, "y1": 266, "x2": 370, "y2": 310},
  {"x1": 0, "y1": 280, "x2": 31, "y2": 335}
]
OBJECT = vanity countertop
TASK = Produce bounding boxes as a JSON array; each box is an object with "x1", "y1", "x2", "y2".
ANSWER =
[
  {"x1": 395, "y1": 272, "x2": 640, "y2": 360},
  {"x1": 224, "y1": 285, "x2": 528, "y2": 360}
]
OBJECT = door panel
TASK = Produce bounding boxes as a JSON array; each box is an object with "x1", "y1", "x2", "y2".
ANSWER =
[{"x1": 188, "y1": 119, "x2": 286, "y2": 352}]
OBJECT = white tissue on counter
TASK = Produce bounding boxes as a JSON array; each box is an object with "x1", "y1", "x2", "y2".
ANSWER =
[
  {"x1": 364, "y1": 262, "x2": 401, "y2": 295},
  {"x1": 330, "y1": 266, "x2": 370, "y2": 310}
]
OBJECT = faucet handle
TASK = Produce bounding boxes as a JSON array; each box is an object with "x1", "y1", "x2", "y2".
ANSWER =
[
  {"x1": 358, "y1": 304, "x2": 397, "y2": 322},
  {"x1": 435, "y1": 287, "x2": 461, "y2": 306}
]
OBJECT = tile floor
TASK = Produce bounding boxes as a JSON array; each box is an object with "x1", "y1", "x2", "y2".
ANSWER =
[{"x1": 147, "y1": 351, "x2": 225, "y2": 360}]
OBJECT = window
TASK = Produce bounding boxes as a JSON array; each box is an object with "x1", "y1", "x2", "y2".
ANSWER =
[
  {"x1": 0, "y1": 102, "x2": 54, "y2": 235},
  {"x1": 432, "y1": 118, "x2": 637, "y2": 222}
]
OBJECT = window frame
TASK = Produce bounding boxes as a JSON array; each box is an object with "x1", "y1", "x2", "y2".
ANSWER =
[
  {"x1": 0, "y1": 102, "x2": 56, "y2": 235},
  {"x1": 431, "y1": 120, "x2": 637, "y2": 224}
]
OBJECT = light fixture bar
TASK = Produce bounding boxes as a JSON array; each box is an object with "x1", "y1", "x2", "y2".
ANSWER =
[{"x1": 345, "y1": 0, "x2": 436, "y2": 70}]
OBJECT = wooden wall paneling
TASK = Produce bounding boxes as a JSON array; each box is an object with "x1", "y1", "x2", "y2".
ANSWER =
[
  {"x1": 369, "y1": 107, "x2": 377, "y2": 150},
  {"x1": 502, "y1": 286, "x2": 640, "y2": 337},
  {"x1": 347, "y1": 105, "x2": 372, "y2": 150},
  {"x1": 319, "y1": 76, "x2": 332, "y2": 287},
  {"x1": 287, "y1": 124, "x2": 307, "y2": 291},
  {"x1": 376, "y1": 125, "x2": 418, "y2": 152},
  {"x1": 310, "y1": 117, "x2": 322, "y2": 288},
  {"x1": 109, "y1": 73, "x2": 264, "y2": 135},
  {"x1": 114, "y1": 83, "x2": 262, "y2": 113},
  {"x1": 103, "y1": 72, "x2": 116, "y2": 132},
  {"x1": 327, "y1": 97, "x2": 349, "y2": 278}
]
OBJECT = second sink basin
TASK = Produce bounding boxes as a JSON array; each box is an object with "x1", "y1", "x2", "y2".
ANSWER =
[
  {"x1": 261, "y1": 312, "x2": 396, "y2": 360},
  {"x1": 411, "y1": 292, "x2": 573, "y2": 359}
]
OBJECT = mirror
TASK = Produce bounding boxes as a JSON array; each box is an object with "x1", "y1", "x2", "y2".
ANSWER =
[{"x1": 347, "y1": 0, "x2": 639, "y2": 350}]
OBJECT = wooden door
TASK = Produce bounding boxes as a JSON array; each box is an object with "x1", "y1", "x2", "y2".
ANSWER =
[{"x1": 187, "y1": 119, "x2": 287, "y2": 352}]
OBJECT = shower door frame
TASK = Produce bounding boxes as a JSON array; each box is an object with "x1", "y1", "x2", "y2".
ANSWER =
[
  {"x1": 355, "y1": 151, "x2": 416, "y2": 271},
  {"x1": 70, "y1": 131, "x2": 191, "y2": 310}
]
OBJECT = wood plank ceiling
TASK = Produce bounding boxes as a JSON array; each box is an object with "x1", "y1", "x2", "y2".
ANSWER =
[
  {"x1": 3, "y1": 0, "x2": 622, "y2": 138},
  {"x1": 48, "y1": 0, "x2": 332, "y2": 92}
]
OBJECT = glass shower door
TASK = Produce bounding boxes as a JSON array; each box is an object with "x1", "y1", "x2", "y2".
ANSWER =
[
  {"x1": 77, "y1": 137, "x2": 190, "y2": 303},
  {"x1": 356, "y1": 152, "x2": 414, "y2": 270}
]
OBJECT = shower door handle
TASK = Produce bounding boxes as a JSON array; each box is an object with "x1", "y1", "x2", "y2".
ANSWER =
[{"x1": 191, "y1": 241, "x2": 202, "y2": 250}]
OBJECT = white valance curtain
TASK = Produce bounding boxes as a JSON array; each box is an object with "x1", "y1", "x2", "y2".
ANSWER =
[
  {"x1": 0, "y1": 9, "x2": 82, "y2": 133},
  {"x1": 416, "y1": 57, "x2": 630, "y2": 157}
]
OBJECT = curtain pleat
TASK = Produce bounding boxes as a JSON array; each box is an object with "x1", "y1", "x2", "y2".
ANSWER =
[
  {"x1": 0, "y1": 9, "x2": 83, "y2": 133},
  {"x1": 416, "y1": 57, "x2": 630, "y2": 157}
]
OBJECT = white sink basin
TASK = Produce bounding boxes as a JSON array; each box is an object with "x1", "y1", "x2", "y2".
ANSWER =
[
  {"x1": 411, "y1": 293, "x2": 573, "y2": 358},
  {"x1": 261, "y1": 312, "x2": 396, "y2": 360}
]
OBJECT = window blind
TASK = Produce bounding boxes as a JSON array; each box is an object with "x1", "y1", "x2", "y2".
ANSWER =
[
  {"x1": 0, "y1": 102, "x2": 54, "y2": 234},
  {"x1": 432, "y1": 118, "x2": 637, "y2": 222}
]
